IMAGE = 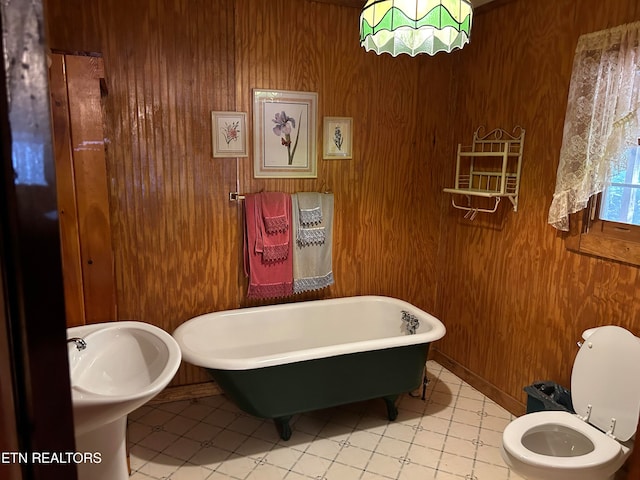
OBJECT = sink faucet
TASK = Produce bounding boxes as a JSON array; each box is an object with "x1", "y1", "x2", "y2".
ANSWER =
[{"x1": 67, "y1": 337, "x2": 87, "y2": 351}]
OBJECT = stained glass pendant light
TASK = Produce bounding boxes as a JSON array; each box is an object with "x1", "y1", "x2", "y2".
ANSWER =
[{"x1": 360, "y1": 0, "x2": 473, "y2": 57}]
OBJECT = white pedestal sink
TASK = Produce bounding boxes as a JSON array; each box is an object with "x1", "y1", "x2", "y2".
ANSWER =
[{"x1": 67, "y1": 321, "x2": 181, "y2": 480}]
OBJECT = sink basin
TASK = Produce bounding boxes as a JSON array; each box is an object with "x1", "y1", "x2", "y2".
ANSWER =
[
  {"x1": 70, "y1": 322, "x2": 178, "y2": 398},
  {"x1": 67, "y1": 321, "x2": 181, "y2": 480}
]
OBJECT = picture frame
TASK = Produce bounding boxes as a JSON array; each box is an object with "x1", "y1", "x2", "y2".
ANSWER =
[
  {"x1": 253, "y1": 89, "x2": 318, "y2": 178},
  {"x1": 323, "y1": 116, "x2": 353, "y2": 159},
  {"x1": 211, "y1": 111, "x2": 248, "y2": 158}
]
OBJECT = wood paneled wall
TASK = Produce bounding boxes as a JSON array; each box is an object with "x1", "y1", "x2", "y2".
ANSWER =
[
  {"x1": 432, "y1": 0, "x2": 640, "y2": 413},
  {"x1": 44, "y1": 0, "x2": 443, "y2": 387},
  {"x1": 44, "y1": 0, "x2": 640, "y2": 405}
]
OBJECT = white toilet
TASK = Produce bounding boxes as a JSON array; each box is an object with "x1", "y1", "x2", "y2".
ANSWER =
[{"x1": 501, "y1": 325, "x2": 640, "y2": 480}]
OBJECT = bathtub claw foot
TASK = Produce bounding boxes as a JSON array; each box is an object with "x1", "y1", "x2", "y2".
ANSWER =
[
  {"x1": 274, "y1": 416, "x2": 292, "y2": 441},
  {"x1": 383, "y1": 396, "x2": 398, "y2": 421}
]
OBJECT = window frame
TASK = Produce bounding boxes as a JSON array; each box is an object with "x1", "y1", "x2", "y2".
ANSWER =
[{"x1": 566, "y1": 193, "x2": 640, "y2": 266}]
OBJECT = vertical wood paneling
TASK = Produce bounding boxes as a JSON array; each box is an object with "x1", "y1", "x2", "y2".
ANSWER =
[
  {"x1": 100, "y1": 0, "x2": 239, "y2": 385},
  {"x1": 234, "y1": 0, "x2": 439, "y2": 311},
  {"x1": 434, "y1": 0, "x2": 640, "y2": 411},
  {"x1": 44, "y1": 0, "x2": 640, "y2": 400},
  {"x1": 47, "y1": 0, "x2": 239, "y2": 385},
  {"x1": 46, "y1": 0, "x2": 441, "y2": 387}
]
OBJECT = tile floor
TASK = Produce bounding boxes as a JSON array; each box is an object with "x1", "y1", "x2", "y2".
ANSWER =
[{"x1": 127, "y1": 360, "x2": 525, "y2": 480}]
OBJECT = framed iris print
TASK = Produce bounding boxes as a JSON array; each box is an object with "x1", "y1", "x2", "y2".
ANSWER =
[{"x1": 253, "y1": 89, "x2": 318, "y2": 178}]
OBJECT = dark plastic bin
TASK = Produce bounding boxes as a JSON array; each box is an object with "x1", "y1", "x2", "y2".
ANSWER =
[{"x1": 524, "y1": 381, "x2": 575, "y2": 414}]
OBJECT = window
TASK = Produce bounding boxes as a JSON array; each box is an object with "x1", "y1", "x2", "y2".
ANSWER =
[
  {"x1": 567, "y1": 145, "x2": 640, "y2": 266},
  {"x1": 600, "y1": 146, "x2": 640, "y2": 226},
  {"x1": 550, "y1": 22, "x2": 640, "y2": 266}
]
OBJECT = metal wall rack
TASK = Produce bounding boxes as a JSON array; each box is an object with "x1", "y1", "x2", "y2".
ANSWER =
[{"x1": 443, "y1": 126, "x2": 525, "y2": 220}]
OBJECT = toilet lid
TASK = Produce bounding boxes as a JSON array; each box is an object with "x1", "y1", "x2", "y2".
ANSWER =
[{"x1": 572, "y1": 325, "x2": 640, "y2": 441}]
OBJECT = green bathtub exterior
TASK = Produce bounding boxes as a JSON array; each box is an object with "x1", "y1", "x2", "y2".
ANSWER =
[{"x1": 206, "y1": 342, "x2": 430, "y2": 440}]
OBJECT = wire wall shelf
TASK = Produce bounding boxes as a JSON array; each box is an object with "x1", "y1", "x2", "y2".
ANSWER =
[{"x1": 443, "y1": 126, "x2": 525, "y2": 220}]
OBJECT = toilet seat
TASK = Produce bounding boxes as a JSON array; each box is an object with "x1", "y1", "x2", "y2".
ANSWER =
[
  {"x1": 502, "y1": 411, "x2": 622, "y2": 469},
  {"x1": 571, "y1": 325, "x2": 640, "y2": 441}
]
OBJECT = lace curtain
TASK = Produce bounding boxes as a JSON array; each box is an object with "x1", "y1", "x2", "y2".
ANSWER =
[{"x1": 548, "y1": 21, "x2": 640, "y2": 231}]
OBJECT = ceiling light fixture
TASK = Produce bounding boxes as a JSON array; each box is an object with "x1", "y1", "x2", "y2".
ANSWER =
[{"x1": 360, "y1": 0, "x2": 473, "y2": 57}]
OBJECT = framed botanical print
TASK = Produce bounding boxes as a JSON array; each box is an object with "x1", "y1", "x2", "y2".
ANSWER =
[
  {"x1": 211, "y1": 111, "x2": 248, "y2": 158},
  {"x1": 323, "y1": 116, "x2": 353, "y2": 159},
  {"x1": 253, "y1": 89, "x2": 318, "y2": 178}
]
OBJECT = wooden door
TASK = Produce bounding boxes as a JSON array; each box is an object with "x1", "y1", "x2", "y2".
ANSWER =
[{"x1": 49, "y1": 53, "x2": 116, "y2": 326}]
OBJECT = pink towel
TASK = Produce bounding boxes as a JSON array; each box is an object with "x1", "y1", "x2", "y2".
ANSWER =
[
  {"x1": 260, "y1": 192, "x2": 289, "y2": 234},
  {"x1": 257, "y1": 192, "x2": 290, "y2": 262},
  {"x1": 244, "y1": 193, "x2": 293, "y2": 299}
]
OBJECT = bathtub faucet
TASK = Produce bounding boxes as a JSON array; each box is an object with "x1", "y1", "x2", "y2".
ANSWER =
[
  {"x1": 67, "y1": 337, "x2": 87, "y2": 351},
  {"x1": 401, "y1": 311, "x2": 420, "y2": 335}
]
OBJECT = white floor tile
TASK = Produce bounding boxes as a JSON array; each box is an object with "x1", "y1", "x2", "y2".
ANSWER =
[
  {"x1": 474, "y1": 444, "x2": 506, "y2": 465},
  {"x1": 325, "y1": 461, "x2": 364, "y2": 480},
  {"x1": 407, "y1": 443, "x2": 441, "y2": 469},
  {"x1": 137, "y1": 429, "x2": 181, "y2": 453},
  {"x1": 447, "y1": 421, "x2": 480, "y2": 441},
  {"x1": 450, "y1": 409, "x2": 485, "y2": 427},
  {"x1": 166, "y1": 462, "x2": 213, "y2": 480},
  {"x1": 476, "y1": 428, "x2": 503, "y2": 448},
  {"x1": 137, "y1": 453, "x2": 183, "y2": 478},
  {"x1": 304, "y1": 437, "x2": 342, "y2": 460},
  {"x1": 483, "y1": 401, "x2": 512, "y2": 419},
  {"x1": 264, "y1": 444, "x2": 303, "y2": 470},
  {"x1": 473, "y1": 460, "x2": 511, "y2": 480},
  {"x1": 399, "y1": 460, "x2": 438, "y2": 479},
  {"x1": 480, "y1": 414, "x2": 511, "y2": 432},
  {"x1": 334, "y1": 444, "x2": 372, "y2": 469},
  {"x1": 209, "y1": 429, "x2": 249, "y2": 453},
  {"x1": 437, "y1": 451, "x2": 474, "y2": 475},
  {"x1": 128, "y1": 421, "x2": 154, "y2": 444},
  {"x1": 419, "y1": 414, "x2": 451, "y2": 434},
  {"x1": 442, "y1": 435, "x2": 477, "y2": 459},
  {"x1": 187, "y1": 446, "x2": 231, "y2": 470},
  {"x1": 365, "y1": 451, "x2": 403, "y2": 478},
  {"x1": 214, "y1": 453, "x2": 258, "y2": 478},
  {"x1": 163, "y1": 415, "x2": 200, "y2": 437},
  {"x1": 412, "y1": 428, "x2": 446, "y2": 450},
  {"x1": 129, "y1": 472, "x2": 156, "y2": 480},
  {"x1": 290, "y1": 452, "x2": 333, "y2": 477},
  {"x1": 244, "y1": 462, "x2": 289, "y2": 480},
  {"x1": 126, "y1": 361, "x2": 524, "y2": 480},
  {"x1": 162, "y1": 436, "x2": 203, "y2": 462},
  {"x1": 384, "y1": 421, "x2": 417, "y2": 442},
  {"x1": 375, "y1": 435, "x2": 411, "y2": 458},
  {"x1": 183, "y1": 422, "x2": 222, "y2": 443},
  {"x1": 318, "y1": 420, "x2": 355, "y2": 440},
  {"x1": 129, "y1": 444, "x2": 156, "y2": 472},
  {"x1": 347, "y1": 430, "x2": 382, "y2": 451}
]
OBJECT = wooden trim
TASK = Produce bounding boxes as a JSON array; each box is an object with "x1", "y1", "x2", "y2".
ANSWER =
[
  {"x1": 149, "y1": 381, "x2": 222, "y2": 405},
  {"x1": 579, "y1": 231, "x2": 640, "y2": 265},
  {"x1": 66, "y1": 55, "x2": 116, "y2": 324},
  {"x1": 566, "y1": 210, "x2": 640, "y2": 267},
  {"x1": 0, "y1": 252, "x2": 21, "y2": 480},
  {"x1": 50, "y1": 53, "x2": 86, "y2": 327},
  {"x1": 431, "y1": 349, "x2": 526, "y2": 417},
  {"x1": 51, "y1": 53, "x2": 117, "y2": 326}
]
